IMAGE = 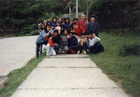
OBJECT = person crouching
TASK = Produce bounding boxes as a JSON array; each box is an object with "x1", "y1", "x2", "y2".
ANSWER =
[{"x1": 46, "y1": 30, "x2": 58, "y2": 56}]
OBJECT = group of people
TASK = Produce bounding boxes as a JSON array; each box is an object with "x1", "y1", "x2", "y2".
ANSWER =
[{"x1": 36, "y1": 14, "x2": 104, "y2": 59}]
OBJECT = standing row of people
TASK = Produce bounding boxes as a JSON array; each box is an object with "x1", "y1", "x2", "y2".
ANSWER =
[{"x1": 36, "y1": 14, "x2": 104, "y2": 59}]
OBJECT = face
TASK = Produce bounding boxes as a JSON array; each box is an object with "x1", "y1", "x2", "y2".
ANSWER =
[
  {"x1": 89, "y1": 34, "x2": 93, "y2": 39},
  {"x1": 47, "y1": 26, "x2": 51, "y2": 31},
  {"x1": 73, "y1": 24, "x2": 77, "y2": 29},
  {"x1": 91, "y1": 17, "x2": 95, "y2": 21},
  {"x1": 57, "y1": 22, "x2": 60, "y2": 26},
  {"x1": 65, "y1": 18, "x2": 69, "y2": 23},
  {"x1": 74, "y1": 19, "x2": 78, "y2": 23},
  {"x1": 53, "y1": 18, "x2": 57, "y2": 22},
  {"x1": 69, "y1": 33, "x2": 73, "y2": 38},
  {"x1": 41, "y1": 24, "x2": 45, "y2": 29},
  {"x1": 92, "y1": 33, "x2": 96, "y2": 38},
  {"x1": 64, "y1": 29, "x2": 67, "y2": 35},
  {"x1": 81, "y1": 15, "x2": 86, "y2": 20},
  {"x1": 58, "y1": 18, "x2": 62, "y2": 22},
  {"x1": 54, "y1": 32, "x2": 58, "y2": 36},
  {"x1": 81, "y1": 35, "x2": 85, "y2": 39}
]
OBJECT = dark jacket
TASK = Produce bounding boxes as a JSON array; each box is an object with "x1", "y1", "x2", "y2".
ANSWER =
[
  {"x1": 62, "y1": 16, "x2": 71, "y2": 34},
  {"x1": 87, "y1": 21, "x2": 100, "y2": 34},
  {"x1": 60, "y1": 34, "x2": 68, "y2": 46},
  {"x1": 68, "y1": 36, "x2": 78, "y2": 47}
]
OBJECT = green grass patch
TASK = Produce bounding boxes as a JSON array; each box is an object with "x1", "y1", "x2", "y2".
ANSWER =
[
  {"x1": 0, "y1": 53, "x2": 46, "y2": 97},
  {"x1": 88, "y1": 32, "x2": 140, "y2": 97}
]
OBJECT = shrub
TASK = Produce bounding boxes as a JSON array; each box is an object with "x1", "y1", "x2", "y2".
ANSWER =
[
  {"x1": 29, "y1": 30, "x2": 39, "y2": 35},
  {"x1": 119, "y1": 43, "x2": 140, "y2": 56}
]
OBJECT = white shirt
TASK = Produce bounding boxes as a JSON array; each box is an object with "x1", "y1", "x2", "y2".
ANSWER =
[
  {"x1": 89, "y1": 36, "x2": 100, "y2": 46},
  {"x1": 55, "y1": 26, "x2": 61, "y2": 34}
]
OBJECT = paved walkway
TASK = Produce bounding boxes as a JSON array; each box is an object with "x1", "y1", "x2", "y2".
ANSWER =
[
  {"x1": 12, "y1": 55, "x2": 128, "y2": 97},
  {"x1": 0, "y1": 36, "x2": 37, "y2": 76}
]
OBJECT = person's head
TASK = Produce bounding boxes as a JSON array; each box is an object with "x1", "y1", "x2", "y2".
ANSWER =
[
  {"x1": 92, "y1": 33, "x2": 96, "y2": 38},
  {"x1": 69, "y1": 32, "x2": 73, "y2": 38},
  {"x1": 90, "y1": 15, "x2": 96, "y2": 22},
  {"x1": 53, "y1": 30, "x2": 58, "y2": 36},
  {"x1": 65, "y1": 16, "x2": 70, "y2": 23},
  {"x1": 81, "y1": 14, "x2": 86, "y2": 21},
  {"x1": 43, "y1": 20, "x2": 47, "y2": 23},
  {"x1": 57, "y1": 21, "x2": 61, "y2": 26},
  {"x1": 52, "y1": 17, "x2": 57, "y2": 23},
  {"x1": 89, "y1": 33, "x2": 93, "y2": 39},
  {"x1": 41, "y1": 23, "x2": 45, "y2": 29},
  {"x1": 73, "y1": 18, "x2": 79, "y2": 24},
  {"x1": 45, "y1": 24, "x2": 52, "y2": 32},
  {"x1": 61, "y1": 29, "x2": 67, "y2": 35},
  {"x1": 81, "y1": 33, "x2": 85, "y2": 39},
  {"x1": 72, "y1": 23, "x2": 78, "y2": 29},
  {"x1": 47, "y1": 21, "x2": 52, "y2": 25},
  {"x1": 58, "y1": 18, "x2": 63, "y2": 23}
]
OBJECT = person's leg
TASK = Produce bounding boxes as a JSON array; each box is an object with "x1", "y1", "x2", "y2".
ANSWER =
[
  {"x1": 39, "y1": 44, "x2": 43, "y2": 55},
  {"x1": 97, "y1": 44, "x2": 104, "y2": 53},
  {"x1": 64, "y1": 46, "x2": 69, "y2": 52},
  {"x1": 71, "y1": 45, "x2": 78, "y2": 51},
  {"x1": 83, "y1": 42, "x2": 88, "y2": 51},
  {"x1": 93, "y1": 42, "x2": 101, "y2": 54},
  {"x1": 36, "y1": 43, "x2": 41, "y2": 59},
  {"x1": 46, "y1": 44, "x2": 50, "y2": 55},
  {"x1": 58, "y1": 46, "x2": 62, "y2": 54},
  {"x1": 77, "y1": 45, "x2": 83, "y2": 53},
  {"x1": 50, "y1": 47, "x2": 56, "y2": 56},
  {"x1": 88, "y1": 46, "x2": 94, "y2": 53}
]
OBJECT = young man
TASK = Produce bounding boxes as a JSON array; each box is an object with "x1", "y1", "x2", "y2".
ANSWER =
[
  {"x1": 87, "y1": 15, "x2": 100, "y2": 37},
  {"x1": 88, "y1": 33, "x2": 104, "y2": 54},
  {"x1": 68, "y1": 32, "x2": 78, "y2": 54},
  {"x1": 46, "y1": 30, "x2": 58, "y2": 56},
  {"x1": 71, "y1": 23, "x2": 85, "y2": 36},
  {"x1": 77, "y1": 33, "x2": 88, "y2": 54}
]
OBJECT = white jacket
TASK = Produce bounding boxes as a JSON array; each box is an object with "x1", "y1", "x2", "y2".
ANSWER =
[{"x1": 89, "y1": 36, "x2": 100, "y2": 46}]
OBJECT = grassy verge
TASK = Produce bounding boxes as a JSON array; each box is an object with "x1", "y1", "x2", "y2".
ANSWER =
[
  {"x1": 0, "y1": 53, "x2": 46, "y2": 97},
  {"x1": 89, "y1": 32, "x2": 140, "y2": 97}
]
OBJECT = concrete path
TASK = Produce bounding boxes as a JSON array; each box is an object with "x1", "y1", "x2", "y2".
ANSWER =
[
  {"x1": 0, "y1": 36, "x2": 37, "y2": 76},
  {"x1": 12, "y1": 54, "x2": 128, "y2": 97}
]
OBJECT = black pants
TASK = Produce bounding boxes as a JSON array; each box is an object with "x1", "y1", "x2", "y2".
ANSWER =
[
  {"x1": 36, "y1": 43, "x2": 44, "y2": 59},
  {"x1": 78, "y1": 42, "x2": 88, "y2": 53}
]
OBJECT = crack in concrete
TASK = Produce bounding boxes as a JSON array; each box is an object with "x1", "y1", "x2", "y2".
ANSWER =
[{"x1": 37, "y1": 67, "x2": 97, "y2": 68}]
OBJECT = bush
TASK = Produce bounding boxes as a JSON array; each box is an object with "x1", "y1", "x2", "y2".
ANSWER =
[
  {"x1": 119, "y1": 43, "x2": 140, "y2": 56},
  {"x1": 29, "y1": 30, "x2": 39, "y2": 35}
]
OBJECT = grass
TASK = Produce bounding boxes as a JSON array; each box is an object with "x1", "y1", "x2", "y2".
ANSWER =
[
  {"x1": 88, "y1": 32, "x2": 140, "y2": 97},
  {"x1": 0, "y1": 53, "x2": 46, "y2": 97}
]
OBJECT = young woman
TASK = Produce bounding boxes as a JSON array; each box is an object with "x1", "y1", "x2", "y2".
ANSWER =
[{"x1": 51, "y1": 17, "x2": 57, "y2": 28}]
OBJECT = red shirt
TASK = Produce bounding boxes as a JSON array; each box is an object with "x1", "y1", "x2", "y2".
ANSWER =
[
  {"x1": 78, "y1": 20, "x2": 87, "y2": 32},
  {"x1": 49, "y1": 38, "x2": 56, "y2": 47},
  {"x1": 74, "y1": 26, "x2": 85, "y2": 36}
]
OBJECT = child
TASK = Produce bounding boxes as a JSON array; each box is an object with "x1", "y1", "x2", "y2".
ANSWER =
[
  {"x1": 58, "y1": 29, "x2": 69, "y2": 54},
  {"x1": 71, "y1": 22, "x2": 85, "y2": 36},
  {"x1": 51, "y1": 17, "x2": 57, "y2": 28},
  {"x1": 46, "y1": 30, "x2": 58, "y2": 56},
  {"x1": 73, "y1": 18, "x2": 79, "y2": 26},
  {"x1": 77, "y1": 33, "x2": 88, "y2": 54},
  {"x1": 55, "y1": 21, "x2": 61, "y2": 34},
  {"x1": 68, "y1": 32, "x2": 78, "y2": 54},
  {"x1": 88, "y1": 33, "x2": 104, "y2": 54},
  {"x1": 87, "y1": 15, "x2": 100, "y2": 37},
  {"x1": 36, "y1": 24, "x2": 52, "y2": 59},
  {"x1": 58, "y1": 18, "x2": 63, "y2": 25},
  {"x1": 62, "y1": 16, "x2": 71, "y2": 34}
]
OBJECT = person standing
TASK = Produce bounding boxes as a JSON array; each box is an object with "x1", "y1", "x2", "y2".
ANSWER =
[
  {"x1": 78, "y1": 14, "x2": 88, "y2": 34},
  {"x1": 0, "y1": 29, "x2": 4, "y2": 37}
]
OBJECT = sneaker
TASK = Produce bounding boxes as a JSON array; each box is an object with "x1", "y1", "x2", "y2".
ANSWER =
[
  {"x1": 46, "y1": 53, "x2": 50, "y2": 56},
  {"x1": 77, "y1": 50, "x2": 80, "y2": 54},
  {"x1": 83, "y1": 50, "x2": 87, "y2": 54}
]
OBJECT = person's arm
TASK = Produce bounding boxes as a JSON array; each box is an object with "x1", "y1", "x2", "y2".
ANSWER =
[
  {"x1": 49, "y1": 38, "x2": 56, "y2": 47},
  {"x1": 95, "y1": 36, "x2": 100, "y2": 42},
  {"x1": 80, "y1": 26, "x2": 85, "y2": 33},
  {"x1": 96, "y1": 22, "x2": 100, "y2": 34},
  {"x1": 86, "y1": 24, "x2": 89, "y2": 34}
]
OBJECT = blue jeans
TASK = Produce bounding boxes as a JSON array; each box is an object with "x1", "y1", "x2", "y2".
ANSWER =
[
  {"x1": 88, "y1": 42, "x2": 104, "y2": 54},
  {"x1": 53, "y1": 44, "x2": 59, "y2": 52}
]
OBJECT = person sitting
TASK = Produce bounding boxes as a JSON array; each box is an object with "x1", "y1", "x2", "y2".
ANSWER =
[
  {"x1": 58, "y1": 29, "x2": 69, "y2": 54},
  {"x1": 46, "y1": 30, "x2": 58, "y2": 56},
  {"x1": 88, "y1": 33, "x2": 104, "y2": 54},
  {"x1": 68, "y1": 32, "x2": 78, "y2": 54},
  {"x1": 77, "y1": 33, "x2": 88, "y2": 54}
]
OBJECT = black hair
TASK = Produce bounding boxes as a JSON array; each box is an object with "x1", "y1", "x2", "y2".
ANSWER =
[
  {"x1": 61, "y1": 29, "x2": 67, "y2": 34},
  {"x1": 72, "y1": 22, "x2": 77, "y2": 25},
  {"x1": 89, "y1": 32, "x2": 93, "y2": 35},
  {"x1": 41, "y1": 23, "x2": 45, "y2": 30},
  {"x1": 58, "y1": 18, "x2": 63, "y2": 23},
  {"x1": 52, "y1": 37, "x2": 57, "y2": 43},
  {"x1": 52, "y1": 17, "x2": 57, "y2": 23},
  {"x1": 90, "y1": 15, "x2": 96, "y2": 19},
  {"x1": 47, "y1": 21, "x2": 52, "y2": 25},
  {"x1": 54, "y1": 30, "x2": 58, "y2": 34},
  {"x1": 73, "y1": 18, "x2": 79, "y2": 22},
  {"x1": 69, "y1": 32, "x2": 73, "y2": 35},
  {"x1": 45, "y1": 24, "x2": 52, "y2": 33},
  {"x1": 81, "y1": 33, "x2": 85, "y2": 36}
]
